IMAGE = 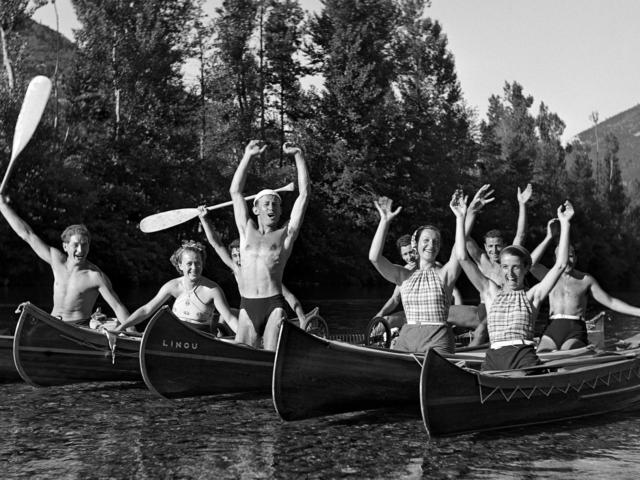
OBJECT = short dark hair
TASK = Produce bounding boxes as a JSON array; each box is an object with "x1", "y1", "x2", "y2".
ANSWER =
[
  {"x1": 500, "y1": 245, "x2": 532, "y2": 269},
  {"x1": 228, "y1": 238, "x2": 240, "y2": 252},
  {"x1": 484, "y1": 229, "x2": 504, "y2": 243},
  {"x1": 396, "y1": 234, "x2": 412, "y2": 254},
  {"x1": 61, "y1": 224, "x2": 91, "y2": 243}
]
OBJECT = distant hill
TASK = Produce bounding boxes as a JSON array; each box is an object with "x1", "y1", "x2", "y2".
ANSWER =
[
  {"x1": 569, "y1": 104, "x2": 640, "y2": 194},
  {"x1": 10, "y1": 18, "x2": 76, "y2": 93}
]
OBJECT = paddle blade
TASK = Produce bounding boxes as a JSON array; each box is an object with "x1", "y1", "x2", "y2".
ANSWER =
[
  {"x1": 0, "y1": 76, "x2": 52, "y2": 194},
  {"x1": 139, "y1": 208, "x2": 200, "y2": 233},
  {"x1": 11, "y1": 76, "x2": 52, "y2": 162}
]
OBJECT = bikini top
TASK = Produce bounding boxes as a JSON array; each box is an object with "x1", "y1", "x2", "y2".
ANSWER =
[{"x1": 172, "y1": 281, "x2": 216, "y2": 325}]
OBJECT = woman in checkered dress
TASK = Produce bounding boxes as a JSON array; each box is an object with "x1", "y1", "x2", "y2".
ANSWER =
[
  {"x1": 451, "y1": 187, "x2": 574, "y2": 372},
  {"x1": 369, "y1": 193, "x2": 465, "y2": 354}
]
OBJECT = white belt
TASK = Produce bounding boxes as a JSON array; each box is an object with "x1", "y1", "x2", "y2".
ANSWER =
[
  {"x1": 491, "y1": 339, "x2": 535, "y2": 349},
  {"x1": 550, "y1": 314, "x2": 582, "y2": 320}
]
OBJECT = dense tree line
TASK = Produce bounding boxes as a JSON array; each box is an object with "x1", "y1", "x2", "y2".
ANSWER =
[{"x1": 1, "y1": 0, "x2": 639, "y2": 296}]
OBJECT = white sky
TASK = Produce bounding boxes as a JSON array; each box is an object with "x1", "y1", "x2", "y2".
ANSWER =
[{"x1": 32, "y1": 0, "x2": 640, "y2": 143}]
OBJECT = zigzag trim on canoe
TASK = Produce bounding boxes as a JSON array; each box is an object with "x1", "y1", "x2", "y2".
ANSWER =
[{"x1": 477, "y1": 365, "x2": 640, "y2": 404}]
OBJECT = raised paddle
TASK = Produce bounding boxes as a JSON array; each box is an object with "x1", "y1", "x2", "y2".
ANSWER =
[
  {"x1": 0, "y1": 76, "x2": 52, "y2": 195},
  {"x1": 139, "y1": 182, "x2": 296, "y2": 233}
]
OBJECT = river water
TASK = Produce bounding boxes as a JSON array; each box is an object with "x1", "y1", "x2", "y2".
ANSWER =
[{"x1": 2, "y1": 286, "x2": 640, "y2": 479}]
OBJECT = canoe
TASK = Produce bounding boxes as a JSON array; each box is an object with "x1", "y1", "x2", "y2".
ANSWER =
[
  {"x1": 272, "y1": 320, "x2": 459, "y2": 421},
  {"x1": 1, "y1": 334, "x2": 20, "y2": 382},
  {"x1": 272, "y1": 322, "x2": 605, "y2": 421},
  {"x1": 420, "y1": 348, "x2": 640, "y2": 437},
  {"x1": 13, "y1": 302, "x2": 141, "y2": 386},
  {"x1": 140, "y1": 306, "x2": 274, "y2": 399}
]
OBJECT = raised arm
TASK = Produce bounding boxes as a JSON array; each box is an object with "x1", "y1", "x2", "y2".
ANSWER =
[
  {"x1": 529, "y1": 218, "x2": 557, "y2": 279},
  {"x1": 198, "y1": 208, "x2": 235, "y2": 271},
  {"x1": 283, "y1": 142, "x2": 310, "y2": 243},
  {"x1": 282, "y1": 284, "x2": 306, "y2": 324},
  {"x1": 464, "y1": 185, "x2": 495, "y2": 266},
  {"x1": 115, "y1": 282, "x2": 173, "y2": 331},
  {"x1": 96, "y1": 271, "x2": 130, "y2": 324},
  {"x1": 451, "y1": 190, "x2": 493, "y2": 296},
  {"x1": 438, "y1": 191, "x2": 465, "y2": 289},
  {"x1": 530, "y1": 201, "x2": 573, "y2": 306},
  {"x1": 0, "y1": 195, "x2": 57, "y2": 264},
  {"x1": 513, "y1": 183, "x2": 532, "y2": 246},
  {"x1": 589, "y1": 278, "x2": 640, "y2": 317},
  {"x1": 229, "y1": 140, "x2": 266, "y2": 236},
  {"x1": 368, "y1": 197, "x2": 409, "y2": 286}
]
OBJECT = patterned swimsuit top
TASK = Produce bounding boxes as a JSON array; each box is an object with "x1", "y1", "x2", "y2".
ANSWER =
[
  {"x1": 400, "y1": 267, "x2": 450, "y2": 326},
  {"x1": 172, "y1": 281, "x2": 216, "y2": 325},
  {"x1": 487, "y1": 289, "x2": 534, "y2": 343}
]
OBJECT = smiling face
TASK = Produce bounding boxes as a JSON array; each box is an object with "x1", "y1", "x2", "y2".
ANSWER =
[
  {"x1": 253, "y1": 195, "x2": 282, "y2": 227},
  {"x1": 416, "y1": 228, "x2": 441, "y2": 263},
  {"x1": 399, "y1": 244, "x2": 417, "y2": 267},
  {"x1": 178, "y1": 250, "x2": 203, "y2": 282},
  {"x1": 500, "y1": 252, "x2": 529, "y2": 290},
  {"x1": 484, "y1": 236, "x2": 505, "y2": 264},
  {"x1": 230, "y1": 247, "x2": 241, "y2": 268},
  {"x1": 63, "y1": 234, "x2": 90, "y2": 266}
]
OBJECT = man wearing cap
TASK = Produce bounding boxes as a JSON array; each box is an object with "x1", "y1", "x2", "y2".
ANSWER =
[{"x1": 229, "y1": 140, "x2": 310, "y2": 350}]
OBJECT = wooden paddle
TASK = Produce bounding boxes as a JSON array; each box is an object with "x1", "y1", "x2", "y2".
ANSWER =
[
  {"x1": 0, "y1": 76, "x2": 52, "y2": 195},
  {"x1": 139, "y1": 182, "x2": 296, "y2": 233}
]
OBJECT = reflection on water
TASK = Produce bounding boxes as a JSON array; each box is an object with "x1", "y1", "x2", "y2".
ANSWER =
[{"x1": 2, "y1": 286, "x2": 640, "y2": 478}]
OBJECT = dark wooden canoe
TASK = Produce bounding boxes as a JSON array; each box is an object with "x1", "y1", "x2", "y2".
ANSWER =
[
  {"x1": 140, "y1": 306, "x2": 274, "y2": 399},
  {"x1": 13, "y1": 303, "x2": 141, "y2": 387},
  {"x1": 1, "y1": 334, "x2": 20, "y2": 382},
  {"x1": 420, "y1": 348, "x2": 640, "y2": 437},
  {"x1": 273, "y1": 320, "x2": 433, "y2": 421},
  {"x1": 272, "y1": 322, "x2": 608, "y2": 421}
]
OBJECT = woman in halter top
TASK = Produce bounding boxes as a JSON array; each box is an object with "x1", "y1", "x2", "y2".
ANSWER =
[
  {"x1": 115, "y1": 241, "x2": 237, "y2": 333},
  {"x1": 369, "y1": 192, "x2": 464, "y2": 354},
  {"x1": 452, "y1": 186, "x2": 574, "y2": 372}
]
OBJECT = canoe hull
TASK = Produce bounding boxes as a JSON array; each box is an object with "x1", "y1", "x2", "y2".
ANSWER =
[
  {"x1": 421, "y1": 348, "x2": 640, "y2": 437},
  {"x1": 273, "y1": 321, "x2": 424, "y2": 421},
  {"x1": 13, "y1": 303, "x2": 141, "y2": 386},
  {"x1": 1, "y1": 335, "x2": 20, "y2": 382},
  {"x1": 140, "y1": 307, "x2": 274, "y2": 399}
]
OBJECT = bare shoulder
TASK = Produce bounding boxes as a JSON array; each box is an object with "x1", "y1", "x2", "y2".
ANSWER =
[{"x1": 199, "y1": 277, "x2": 221, "y2": 290}]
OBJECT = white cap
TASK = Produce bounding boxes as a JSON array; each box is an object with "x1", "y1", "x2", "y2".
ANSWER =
[{"x1": 253, "y1": 189, "x2": 282, "y2": 206}]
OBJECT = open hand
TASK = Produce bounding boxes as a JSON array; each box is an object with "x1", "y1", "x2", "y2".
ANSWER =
[
  {"x1": 374, "y1": 196, "x2": 402, "y2": 222},
  {"x1": 244, "y1": 140, "x2": 267, "y2": 157},
  {"x1": 449, "y1": 189, "x2": 468, "y2": 218},
  {"x1": 468, "y1": 184, "x2": 495, "y2": 214},
  {"x1": 517, "y1": 183, "x2": 533, "y2": 204}
]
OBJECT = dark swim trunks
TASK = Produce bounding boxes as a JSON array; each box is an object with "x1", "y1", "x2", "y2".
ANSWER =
[
  {"x1": 543, "y1": 317, "x2": 588, "y2": 348},
  {"x1": 482, "y1": 344, "x2": 540, "y2": 371},
  {"x1": 240, "y1": 294, "x2": 286, "y2": 336}
]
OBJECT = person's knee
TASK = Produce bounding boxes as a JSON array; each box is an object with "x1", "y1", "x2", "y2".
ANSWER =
[
  {"x1": 560, "y1": 338, "x2": 586, "y2": 350},
  {"x1": 536, "y1": 335, "x2": 558, "y2": 352}
]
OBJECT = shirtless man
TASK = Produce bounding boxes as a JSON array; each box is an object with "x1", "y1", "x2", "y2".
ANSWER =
[
  {"x1": 531, "y1": 219, "x2": 640, "y2": 351},
  {"x1": 229, "y1": 140, "x2": 309, "y2": 350},
  {"x1": 197, "y1": 211, "x2": 307, "y2": 327},
  {"x1": 0, "y1": 195, "x2": 129, "y2": 324},
  {"x1": 465, "y1": 183, "x2": 532, "y2": 285}
]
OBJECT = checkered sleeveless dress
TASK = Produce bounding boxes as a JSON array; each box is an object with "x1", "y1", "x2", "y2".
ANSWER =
[
  {"x1": 487, "y1": 289, "x2": 534, "y2": 343},
  {"x1": 400, "y1": 267, "x2": 449, "y2": 325}
]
